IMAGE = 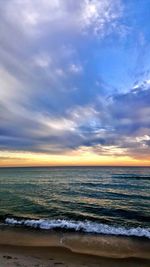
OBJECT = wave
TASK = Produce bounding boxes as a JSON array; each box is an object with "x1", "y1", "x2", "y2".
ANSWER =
[
  {"x1": 5, "y1": 217, "x2": 150, "y2": 239},
  {"x1": 112, "y1": 174, "x2": 150, "y2": 180}
]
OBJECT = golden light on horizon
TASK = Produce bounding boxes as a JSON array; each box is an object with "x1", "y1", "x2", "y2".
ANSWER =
[{"x1": 0, "y1": 147, "x2": 150, "y2": 167}]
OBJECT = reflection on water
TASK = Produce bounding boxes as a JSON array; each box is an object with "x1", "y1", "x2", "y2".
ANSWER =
[{"x1": 0, "y1": 166, "x2": 150, "y2": 228}]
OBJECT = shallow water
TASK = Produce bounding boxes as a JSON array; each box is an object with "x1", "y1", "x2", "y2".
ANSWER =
[{"x1": 0, "y1": 166, "x2": 150, "y2": 237}]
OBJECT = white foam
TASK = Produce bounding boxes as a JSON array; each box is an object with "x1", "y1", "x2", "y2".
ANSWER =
[{"x1": 5, "y1": 218, "x2": 150, "y2": 239}]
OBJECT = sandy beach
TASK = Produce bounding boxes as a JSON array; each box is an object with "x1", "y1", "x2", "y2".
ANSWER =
[
  {"x1": 0, "y1": 226, "x2": 150, "y2": 267},
  {"x1": 1, "y1": 245, "x2": 150, "y2": 267}
]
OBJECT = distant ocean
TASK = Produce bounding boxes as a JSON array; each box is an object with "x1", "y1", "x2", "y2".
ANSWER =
[{"x1": 0, "y1": 166, "x2": 150, "y2": 238}]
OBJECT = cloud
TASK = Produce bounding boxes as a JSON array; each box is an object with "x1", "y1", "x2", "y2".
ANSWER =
[
  {"x1": 1, "y1": 80, "x2": 150, "y2": 160},
  {"x1": 80, "y1": 0, "x2": 124, "y2": 36},
  {"x1": 1, "y1": 0, "x2": 125, "y2": 38},
  {"x1": 0, "y1": 68, "x2": 23, "y2": 103},
  {"x1": 69, "y1": 63, "x2": 83, "y2": 74},
  {"x1": 33, "y1": 53, "x2": 52, "y2": 68},
  {"x1": 0, "y1": 0, "x2": 150, "y2": 163}
]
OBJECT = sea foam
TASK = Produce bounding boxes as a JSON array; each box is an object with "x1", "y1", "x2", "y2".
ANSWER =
[{"x1": 5, "y1": 218, "x2": 150, "y2": 239}]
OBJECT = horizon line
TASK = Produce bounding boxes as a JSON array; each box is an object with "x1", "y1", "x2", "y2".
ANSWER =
[{"x1": 0, "y1": 165, "x2": 150, "y2": 168}]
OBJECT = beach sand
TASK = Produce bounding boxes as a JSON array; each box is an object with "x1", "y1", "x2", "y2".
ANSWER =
[
  {"x1": 0, "y1": 226, "x2": 150, "y2": 267},
  {"x1": 1, "y1": 245, "x2": 150, "y2": 267}
]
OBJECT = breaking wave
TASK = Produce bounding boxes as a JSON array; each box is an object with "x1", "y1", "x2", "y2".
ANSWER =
[{"x1": 5, "y1": 217, "x2": 150, "y2": 239}]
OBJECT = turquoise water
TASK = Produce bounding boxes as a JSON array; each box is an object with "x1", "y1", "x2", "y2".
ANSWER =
[{"x1": 0, "y1": 167, "x2": 150, "y2": 237}]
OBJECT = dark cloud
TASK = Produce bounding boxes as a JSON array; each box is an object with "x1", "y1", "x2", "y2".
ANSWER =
[{"x1": 0, "y1": 74, "x2": 150, "y2": 159}]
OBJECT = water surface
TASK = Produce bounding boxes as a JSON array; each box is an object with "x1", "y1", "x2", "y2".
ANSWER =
[{"x1": 0, "y1": 166, "x2": 150, "y2": 237}]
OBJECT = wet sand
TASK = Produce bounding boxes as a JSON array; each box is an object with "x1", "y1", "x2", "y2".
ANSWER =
[
  {"x1": 0, "y1": 226, "x2": 150, "y2": 267},
  {"x1": 1, "y1": 245, "x2": 150, "y2": 267}
]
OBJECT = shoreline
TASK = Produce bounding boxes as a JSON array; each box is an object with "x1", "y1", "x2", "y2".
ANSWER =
[
  {"x1": 0, "y1": 226, "x2": 150, "y2": 258},
  {"x1": 2, "y1": 216, "x2": 150, "y2": 238},
  {"x1": 0, "y1": 227, "x2": 150, "y2": 266}
]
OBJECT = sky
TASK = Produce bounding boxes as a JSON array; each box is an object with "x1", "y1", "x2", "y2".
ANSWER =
[{"x1": 0, "y1": 0, "x2": 150, "y2": 167}]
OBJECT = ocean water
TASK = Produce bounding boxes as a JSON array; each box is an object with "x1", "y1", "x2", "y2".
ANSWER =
[{"x1": 0, "y1": 166, "x2": 150, "y2": 238}]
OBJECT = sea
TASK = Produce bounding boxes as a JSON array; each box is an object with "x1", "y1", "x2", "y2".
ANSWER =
[{"x1": 0, "y1": 166, "x2": 150, "y2": 239}]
